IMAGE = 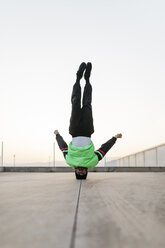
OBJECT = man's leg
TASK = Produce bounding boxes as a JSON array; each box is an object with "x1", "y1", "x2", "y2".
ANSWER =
[
  {"x1": 81, "y1": 62, "x2": 94, "y2": 137},
  {"x1": 69, "y1": 63, "x2": 86, "y2": 137}
]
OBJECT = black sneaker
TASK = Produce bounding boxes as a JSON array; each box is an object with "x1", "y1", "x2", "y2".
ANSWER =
[
  {"x1": 76, "y1": 62, "x2": 86, "y2": 79},
  {"x1": 84, "y1": 62, "x2": 92, "y2": 80}
]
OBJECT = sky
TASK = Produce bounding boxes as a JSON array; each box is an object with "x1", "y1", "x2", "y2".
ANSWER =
[{"x1": 0, "y1": 0, "x2": 165, "y2": 164}]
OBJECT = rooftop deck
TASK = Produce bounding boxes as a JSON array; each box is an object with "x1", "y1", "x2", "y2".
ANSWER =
[{"x1": 0, "y1": 172, "x2": 165, "y2": 248}]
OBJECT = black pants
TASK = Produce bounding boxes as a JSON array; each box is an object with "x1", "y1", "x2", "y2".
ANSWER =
[{"x1": 69, "y1": 78, "x2": 94, "y2": 137}]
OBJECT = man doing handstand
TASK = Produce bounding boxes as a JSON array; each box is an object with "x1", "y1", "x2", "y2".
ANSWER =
[{"x1": 54, "y1": 62, "x2": 122, "y2": 179}]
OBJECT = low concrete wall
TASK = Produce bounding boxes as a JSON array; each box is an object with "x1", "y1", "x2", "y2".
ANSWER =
[
  {"x1": 2, "y1": 167, "x2": 73, "y2": 173},
  {"x1": 0, "y1": 167, "x2": 4, "y2": 172},
  {"x1": 1, "y1": 166, "x2": 165, "y2": 173}
]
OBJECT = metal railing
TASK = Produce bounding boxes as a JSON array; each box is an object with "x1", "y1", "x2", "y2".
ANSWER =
[{"x1": 107, "y1": 143, "x2": 165, "y2": 167}]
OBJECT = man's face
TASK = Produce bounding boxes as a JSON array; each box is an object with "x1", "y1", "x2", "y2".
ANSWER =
[{"x1": 75, "y1": 167, "x2": 87, "y2": 176}]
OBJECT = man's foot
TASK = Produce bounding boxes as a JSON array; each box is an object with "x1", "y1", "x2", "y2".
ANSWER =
[
  {"x1": 84, "y1": 62, "x2": 92, "y2": 80},
  {"x1": 76, "y1": 62, "x2": 86, "y2": 79}
]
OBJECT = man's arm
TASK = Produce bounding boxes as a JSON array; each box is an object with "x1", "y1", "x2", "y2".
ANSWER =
[
  {"x1": 95, "y1": 133, "x2": 122, "y2": 161},
  {"x1": 54, "y1": 130, "x2": 68, "y2": 158}
]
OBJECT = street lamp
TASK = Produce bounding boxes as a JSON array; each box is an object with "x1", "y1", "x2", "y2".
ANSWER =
[{"x1": 53, "y1": 142, "x2": 55, "y2": 167}]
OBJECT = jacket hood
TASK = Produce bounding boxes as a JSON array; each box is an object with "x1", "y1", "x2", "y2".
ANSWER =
[
  {"x1": 66, "y1": 141, "x2": 98, "y2": 169},
  {"x1": 68, "y1": 141, "x2": 95, "y2": 157}
]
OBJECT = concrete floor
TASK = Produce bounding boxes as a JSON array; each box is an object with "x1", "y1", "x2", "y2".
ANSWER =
[{"x1": 0, "y1": 173, "x2": 165, "y2": 248}]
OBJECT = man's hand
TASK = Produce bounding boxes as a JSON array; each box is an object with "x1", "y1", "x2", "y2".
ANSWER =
[
  {"x1": 115, "y1": 133, "x2": 122, "y2": 139},
  {"x1": 54, "y1": 130, "x2": 59, "y2": 135}
]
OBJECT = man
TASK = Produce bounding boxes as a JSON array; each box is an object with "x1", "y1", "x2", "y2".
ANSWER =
[{"x1": 54, "y1": 62, "x2": 122, "y2": 179}]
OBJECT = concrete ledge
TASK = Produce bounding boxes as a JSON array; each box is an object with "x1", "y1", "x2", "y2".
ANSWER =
[
  {"x1": 104, "y1": 167, "x2": 165, "y2": 172},
  {"x1": 2, "y1": 166, "x2": 73, "y2": 173},
  {"x1": 1, "y1": 166, "x2": 165, "y2": 172}
]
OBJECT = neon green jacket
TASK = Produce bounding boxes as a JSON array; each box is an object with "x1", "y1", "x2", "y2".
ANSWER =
[
  {"x1": 56, "y1": 134, "x2": 117, "y2": 169},
  {"x1": 66, "y1": 141, "x2": 99, "y2": 169}
]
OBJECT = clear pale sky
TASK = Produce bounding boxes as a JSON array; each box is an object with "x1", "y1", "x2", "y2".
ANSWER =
[{"x1": 0, "y1": 0, "x2": 165, "y2": 164}]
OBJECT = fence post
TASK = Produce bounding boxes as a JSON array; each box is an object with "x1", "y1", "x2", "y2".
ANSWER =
[
  {"x1": 128, "y1": 156, "x2": 130, "y2": 167},
  {"x1": 135, "y1": 154, "x2": 137, "y2": 167},
  {"x1": 155, "y1": 147, "x2": 158, "y2": 166},
  {"x1": 143, "y1": 151, "x2": 145, "y2": 167},
  {"x1": 13, "y1": 154, "x2": 15, "y2": 167},
  {"x1": 1, "y1": 142, "x2": 3, "y2": 167},
  {"x1": 104, "y1": 155, "x2": 106, "y2": 167}
]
